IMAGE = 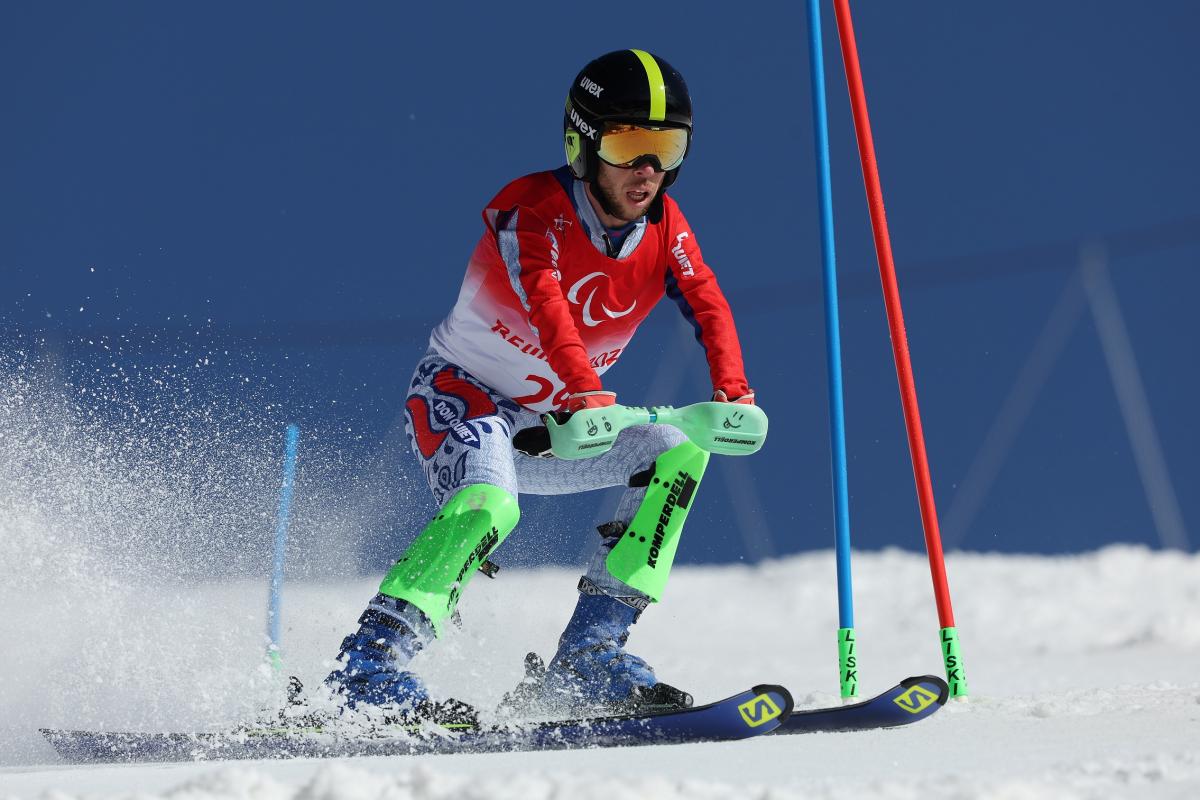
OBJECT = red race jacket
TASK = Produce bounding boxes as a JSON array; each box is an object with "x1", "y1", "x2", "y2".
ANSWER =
[{"x1": 429, "y1": 167, "x2": 750, "y2": 412}]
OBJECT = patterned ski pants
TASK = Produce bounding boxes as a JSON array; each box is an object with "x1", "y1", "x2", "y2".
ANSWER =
[{"x1": 403, "y1": 351, "x2": 686, "y2": 602}]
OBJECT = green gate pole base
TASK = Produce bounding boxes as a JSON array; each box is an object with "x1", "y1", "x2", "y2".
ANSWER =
[
  {"x1": 838, "y1": 627, "x2": 859, "y2": 699},
  {"x1": 940, "y1": 626, "x2": 969, "y2": 698},
  {"x1": 266, "y1": 645, "x2": 282, "y2": 674}
]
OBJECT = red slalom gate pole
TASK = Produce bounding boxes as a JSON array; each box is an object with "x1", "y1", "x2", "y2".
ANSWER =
[{"x1": 831, "y1": 0, "x2": 968, "y2": 697}]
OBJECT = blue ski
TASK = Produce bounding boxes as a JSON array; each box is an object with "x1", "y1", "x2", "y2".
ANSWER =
[
  {"x1": 770, "y1": 675, "x2": 948, "y2": 735},
  {"x1": 41, "y1": 684, "x2": 794, "y2": 763}
]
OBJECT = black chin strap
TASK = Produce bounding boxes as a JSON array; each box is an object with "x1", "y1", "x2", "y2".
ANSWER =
[
  {"x1": 648, "y1": 166, "x2": 680, "y2": 223},
  {"x1": 647, "y1": 191, "x2": 665, "y2": 224}
]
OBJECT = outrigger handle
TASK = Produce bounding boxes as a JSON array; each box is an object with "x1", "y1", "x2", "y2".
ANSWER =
[{"x1": 544, "y1": 401, "x2": 768, "y2": 460}]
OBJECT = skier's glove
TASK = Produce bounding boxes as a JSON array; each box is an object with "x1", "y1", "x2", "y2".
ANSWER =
[
  {"x1": 566, "y1": 390, "x2": 617, "y2": 411},
  {"x1": 512, "y1": 392, "x2": 616, "y2": 458},
  {"x1": 713, "y1": 388, "x2": 756, "y2": 405}
]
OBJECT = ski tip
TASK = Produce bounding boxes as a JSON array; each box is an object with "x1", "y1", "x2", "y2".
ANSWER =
[
  {"x1": 749, "y1": 684, "x2": 795, "y2": 716},
  {"x1": 899, "y1": 675, "x2": 950, "y2": 707},
  {"x1": 744, "y1": 684, "x2": 795, "y2": 728},
  {"x1": 769, "y1": 675, "x2": 949, "y2": 736}
]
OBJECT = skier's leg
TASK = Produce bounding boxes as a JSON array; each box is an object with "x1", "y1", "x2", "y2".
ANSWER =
[
  {"x1": 514, "y1": 423, "x2": 709, "y2": 711},
  {"x1": 326, "y1": 355, "x2": 529, "y2": 716},
  {"x1": 325, "y1": 483, "x2": 519, "y2": 715},
  {"x1": 514, "y1": 422, "x2": 711, "y2": 600},
  {"x1": 377, "y1": 483, "x2": 519, "y2": 637},
  {"x1": 595, "y1": 436, "x2": 711, "y2": 601}
]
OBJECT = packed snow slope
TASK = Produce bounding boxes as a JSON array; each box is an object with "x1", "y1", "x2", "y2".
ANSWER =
[{"x1": 1, "y1": 546, "x2": 1198, "y2": 799}]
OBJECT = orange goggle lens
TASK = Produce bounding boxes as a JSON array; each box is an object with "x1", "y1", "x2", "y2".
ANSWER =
[{"x1": 596, "y1": 124, "x2": 689, "y2": 171}]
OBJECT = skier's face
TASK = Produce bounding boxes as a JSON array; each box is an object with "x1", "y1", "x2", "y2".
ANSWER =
[{"x1": 588, "y1": 160, "x2": 665, "y2": 226}]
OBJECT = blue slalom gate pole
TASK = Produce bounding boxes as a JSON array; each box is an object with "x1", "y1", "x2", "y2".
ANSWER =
[
  {"x1": 267, "y1": 423, "x2": 300, "y2": 671},
  {"x1": 805, "y1": 0, "x2": 858, "y2": 698}
]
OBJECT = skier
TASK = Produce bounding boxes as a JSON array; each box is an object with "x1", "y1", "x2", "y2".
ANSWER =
[{"x1": 325, "y1": 49, "x2": 755, "y2": 724}]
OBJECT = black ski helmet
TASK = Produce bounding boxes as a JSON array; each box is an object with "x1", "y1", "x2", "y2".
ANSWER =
[{"x1": 564, "y1": 49, "x2": 693, "y2": 195}]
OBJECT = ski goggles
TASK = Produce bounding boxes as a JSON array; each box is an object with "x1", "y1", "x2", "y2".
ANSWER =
[{"x1": 596, "y1": 123, "x2": 690, "y2": 171}]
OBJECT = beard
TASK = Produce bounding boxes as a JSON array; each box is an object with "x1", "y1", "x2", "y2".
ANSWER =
[{"x1": 591, "y1": 174, "x2": 660, "y2": 223}]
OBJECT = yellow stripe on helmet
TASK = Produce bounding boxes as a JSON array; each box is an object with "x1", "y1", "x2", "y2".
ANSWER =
[{"x1": 630, "y1": 49, "x2": 666, "y2": 122}]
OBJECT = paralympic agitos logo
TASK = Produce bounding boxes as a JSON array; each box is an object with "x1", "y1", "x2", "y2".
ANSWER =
[{"x1": 567, "y1": 271, "x2": 637, "y2": 328}]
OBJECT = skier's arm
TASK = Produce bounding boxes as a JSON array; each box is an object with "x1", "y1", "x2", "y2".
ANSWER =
[
  {"x1": 663, "y1": 226, "x2": 752, "y2": 401},
  {"x1": 493, "y1": 208, "x2": 605, "y2": 400}
]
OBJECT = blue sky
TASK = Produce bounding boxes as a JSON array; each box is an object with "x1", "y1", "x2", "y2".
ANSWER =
[{"x1": 3, "y1": 2, "x2": 1197, "y2": 562}]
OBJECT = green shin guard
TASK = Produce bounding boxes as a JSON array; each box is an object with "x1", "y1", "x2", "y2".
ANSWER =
[
  {"x1": 378, "y1": 484, "x2": 519, "y2": 636},
  {"x1": 605, "y1": 441, "x2": 710, "y2": 602}
]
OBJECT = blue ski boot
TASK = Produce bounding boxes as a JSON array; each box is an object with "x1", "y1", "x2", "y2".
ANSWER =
[
  {"x1": 324, "y1": 594, "x2": 476, "y2": 726},
  {"x1": 502, "y1": 580, "x2": 692, "y2": 717}
]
